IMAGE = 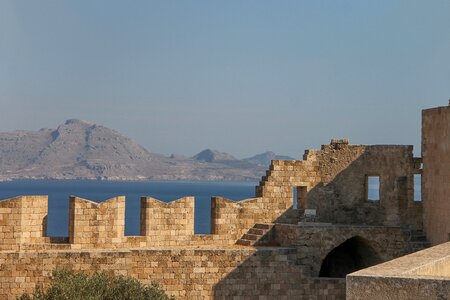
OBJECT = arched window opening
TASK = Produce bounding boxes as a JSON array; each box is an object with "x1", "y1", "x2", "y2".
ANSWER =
[{"x1": 319, "y1": 236, "x2": 381, "y2": 278}]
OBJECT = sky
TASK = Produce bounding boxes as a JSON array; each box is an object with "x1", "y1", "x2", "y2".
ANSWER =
[{"x1": 1, "y1": 1, "x2": 449, "y2": 158}]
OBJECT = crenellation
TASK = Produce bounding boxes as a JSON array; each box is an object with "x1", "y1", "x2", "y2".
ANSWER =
[
  {"x1": 0, "y1": 196, "x2": 48, "y2": 250},
  {"x1": 69, "y1": 196, "x2": 125, "y2": 248},
  {"x1": 140, "y1": 196, "x2": 195, "y2": 241}
]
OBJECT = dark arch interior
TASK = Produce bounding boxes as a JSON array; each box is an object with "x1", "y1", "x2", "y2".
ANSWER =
[{"x1": 319, "y1": 236, "x2": 381, "y2": 278}]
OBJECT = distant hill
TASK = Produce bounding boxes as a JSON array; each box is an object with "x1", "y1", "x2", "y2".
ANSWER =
[
  {"x1": 192, "y1": 149, "x2": 237, "y2": 163},
  {"x1": 0, "y1": 120, "x2": 293, "y2": 181},
  {"x1": 243, "y1": 151, "x2": 295, "y2": 167}
]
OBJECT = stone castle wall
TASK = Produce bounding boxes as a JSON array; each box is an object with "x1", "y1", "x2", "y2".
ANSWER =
[
  {"x1": 0, "y1": 195, "x2": 240, "y2": 250},
  {"x1": 0, "y1": 247, "x2": 347, "y2": 300},
  {"x1": 0, "y1": 140, "x2": 423, "y2": 251},
  {"x1": 0, "y1": 139, "x2": 430, "y2": 298},
  {"x1": 422, "y1": 104, "x2": 450, "y2": 245}
]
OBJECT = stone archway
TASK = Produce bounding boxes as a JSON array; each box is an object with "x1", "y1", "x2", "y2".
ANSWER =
[{"x1": 319, "y1": 236, "x2": 381, "y2": 278}]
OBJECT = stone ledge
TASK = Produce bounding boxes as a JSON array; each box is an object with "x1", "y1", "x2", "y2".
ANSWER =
[
  {"x1": 348, "y1": 241, "x2": 450, "y2": 278},
  {"x1": 347, "y1": 241, "x2": 450, "y2": 299}
]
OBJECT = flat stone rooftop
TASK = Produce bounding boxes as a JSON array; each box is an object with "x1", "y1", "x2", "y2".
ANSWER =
[{"x1": 346, "y1": 241, "x2": 450, "y2": 300}]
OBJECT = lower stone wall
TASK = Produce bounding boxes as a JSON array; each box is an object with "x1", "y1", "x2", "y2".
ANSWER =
[
  {"x1": 347, "y1": 241, "x2": 450, "y2": 300},
  {"x1": 347, "y1": 276, "x2": 450, "y2": 300},
  {"x1": 0, "y1": 247, "x2": 345, "y2": 300},
  {"x1": 273, "y1": 224, "x2": 410, "y2": 277}
]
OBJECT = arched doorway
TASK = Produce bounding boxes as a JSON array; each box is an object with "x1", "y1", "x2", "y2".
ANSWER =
[{"x1": 319, "y1": 236, "x2": 381, "y2": 278}]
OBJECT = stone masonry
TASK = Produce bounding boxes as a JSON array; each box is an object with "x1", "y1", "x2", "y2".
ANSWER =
[
  {"x1": 422, "y1": 104, "x2": 450, "y2": 245},
  {"x1": 347, "y1": 241, "x2": 450, "y2": 299},
  {"x1": 0, "y1": 135, "x2": 431, "y2": 299}
]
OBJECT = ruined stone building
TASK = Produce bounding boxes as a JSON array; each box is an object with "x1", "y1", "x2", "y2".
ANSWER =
[
  {"x1": 0, "y1": 103, "x2": 449, "y2": 299},
  {"x1": 347, "y1": 103, "x2": 450, "y2": 299}
]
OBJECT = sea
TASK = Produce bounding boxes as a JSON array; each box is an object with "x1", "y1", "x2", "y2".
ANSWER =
[
  {"x1": 0, "y1": 177, "x2": 421, "y2": 236},
  {"x1": 0, "y1": 180, "x2": 257, "y2": 236}
]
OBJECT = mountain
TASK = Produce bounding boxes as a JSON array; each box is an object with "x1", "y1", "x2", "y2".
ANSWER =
[
  {"x1": 192, "y1": 149, "x2": 237, "y2": 163},
  {"x1": 243, "y1": 151, "x2": 295, "y2": 167},
  {"x1": 0, "y1": 119, "x2": 158, "y2": 180},
  {"x1": 0, "y1": 120, "x2": 292, "y2": 181}
]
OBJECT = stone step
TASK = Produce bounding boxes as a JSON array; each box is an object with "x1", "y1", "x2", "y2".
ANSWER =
[
  {"x1": 254, "y1": 223, "x2": 272, "y2": 230},
  {"x1": 236, "y1": 223, "x2": 275, "y2": 247},
  {"x1": 249, "y1": 228, "x2": 266, "y2": 235},
  {"x1": 243, "y1": 234, "x2": 259, "y2": 241},
  {"x1": 236, "y1": 239, "x2": 251, "y2": 246}
]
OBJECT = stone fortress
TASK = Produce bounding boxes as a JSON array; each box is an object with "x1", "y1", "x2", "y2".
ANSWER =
[{"x1": 0, "y1": 103, "x2": 449, "y2": 299}]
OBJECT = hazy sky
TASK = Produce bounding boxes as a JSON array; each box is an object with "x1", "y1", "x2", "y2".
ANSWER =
[{"x1": 1, "y1": 1, "x2": 449, "y2": 158}]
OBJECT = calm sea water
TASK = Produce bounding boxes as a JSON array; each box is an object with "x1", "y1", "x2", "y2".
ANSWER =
[{"x1": 0, "y1": 180, "x2": 257, "y2": 236}]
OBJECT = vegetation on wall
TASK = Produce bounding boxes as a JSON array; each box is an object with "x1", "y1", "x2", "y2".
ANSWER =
[{"x1": 18, "y1": 269, "x2": 174, "y2": 300}]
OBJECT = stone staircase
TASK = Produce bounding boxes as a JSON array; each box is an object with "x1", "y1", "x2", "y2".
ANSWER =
[
  {"x1": 407, "y1": 229, "x2": 431, "y2": 253},
  {"x1": 236, "y1": 223, "x2": 276, "y2": 246}
]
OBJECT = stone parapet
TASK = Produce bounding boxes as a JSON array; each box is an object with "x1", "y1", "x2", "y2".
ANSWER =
[
  {"x1": 347, "y1": 241, "x2": 450, "y2": 299},
  {"x1": 0, "y1": 196, "x2": 47, "y2": 250},
  {"x1": 140, "y1": 196, "x2": 194, "y2": 239},
  {"x1": 69, "y1": 196, "x2": 125, "y2": 248}
]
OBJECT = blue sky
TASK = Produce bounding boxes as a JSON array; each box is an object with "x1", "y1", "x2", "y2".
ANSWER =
[{"x1": 1, "y1": 1, "x2": 449, "y2": 158}]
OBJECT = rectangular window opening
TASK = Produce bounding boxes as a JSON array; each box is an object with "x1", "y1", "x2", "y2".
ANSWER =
[
  {"x1": 367, "y1": 176, "x2": 380, "y2": 201},
  {"x1": 414, "y1": 174, "x2": 422, "y2": 202},
  {"x1": 293, "y1": 186, "x2": 308, "y2": 209},
  {"x1": 293, "y1": 187, "x2": 297, "y2": 209}
]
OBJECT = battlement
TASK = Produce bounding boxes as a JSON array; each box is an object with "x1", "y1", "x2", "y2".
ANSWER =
[
  {"x1": 0, "y1": 196, "x2": 47, "y2": 249},
  {"x1": 140, "y1": 196, "x2": 194, "y2": 238},
  {"x1": 69, "y1": 196, "x2": 125, "y2": 248},
  {"x1": 0, "y1": 140, "x2": 425, "y2": 251},
  {"x1": 0, "y1": 193, "x2": 280, "y2": 250}
]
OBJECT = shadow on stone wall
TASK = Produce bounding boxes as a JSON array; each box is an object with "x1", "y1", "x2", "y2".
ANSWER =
[
  {"x1": 237, "y1": 147, "x2": 423, "y2": 249},
  {"x1": 223, "y1": 146, "x2": 425, "y2": 298},
  {"x1": 212, "y1": 247, "x2": 346, "y2": 299},
  {"x1": 267, "y1": 145, "x2": 423, "y2": 230}
]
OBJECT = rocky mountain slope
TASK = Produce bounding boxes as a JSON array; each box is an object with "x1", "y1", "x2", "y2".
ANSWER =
[
  {"x1": 243, "y1": 151, "x2": 294, "y2": 167},
  {"x1": 0, "y1": 120, "x2": 293, "y2": 181}
]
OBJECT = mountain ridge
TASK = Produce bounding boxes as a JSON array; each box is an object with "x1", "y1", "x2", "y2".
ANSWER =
[{"x1": 0, "y1": 120, "x2": 294, "y2": 182}]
